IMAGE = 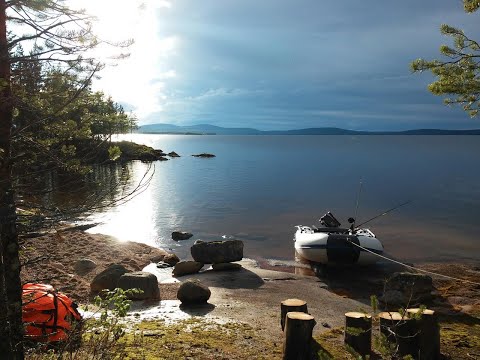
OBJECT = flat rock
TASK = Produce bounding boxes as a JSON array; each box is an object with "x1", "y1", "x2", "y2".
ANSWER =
[
  {"x1": 212, "y1": 263, "x2": 242, "y2": 271},
  {"x1": 173, "y1": 261, "x2": 204, "y2": 277},
  {"x1": 192, "y1": 153, "x2": 215, "y2": 158},
  {"x1": 177, "y1": 279, "x2": 211, "y2": 304}
]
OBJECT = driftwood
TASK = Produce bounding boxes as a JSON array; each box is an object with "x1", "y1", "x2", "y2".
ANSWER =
[
  {"x1": 379, "y1": 311, "x2": 418, "y2": 358},
  {"x1": 407, "y1": 308, "x2": 440, "y2": 360},
  {"x1": 280, "y1": 298, "x2": 308, "y2": 331},
  {"x1": 283, "y1": 312, "x2": 316, "y2": 360},
  {"x1": 344, "y1": 312, "x2": 372, "y2": 357}
]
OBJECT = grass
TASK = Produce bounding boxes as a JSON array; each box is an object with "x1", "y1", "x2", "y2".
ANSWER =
[{"x1": 26, "y1": 317, "x2": 283, "y2": 360}]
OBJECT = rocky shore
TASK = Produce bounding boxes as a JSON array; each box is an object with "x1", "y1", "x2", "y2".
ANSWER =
[{"x1": 20, "y1": 229, "x2": 480, "y2": 359}]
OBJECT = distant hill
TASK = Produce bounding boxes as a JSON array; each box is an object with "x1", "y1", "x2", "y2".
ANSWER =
[{"x1": 137, "y1": 123, "x2": 480, "y2": 135}]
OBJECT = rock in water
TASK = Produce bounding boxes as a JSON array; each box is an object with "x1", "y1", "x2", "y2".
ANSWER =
[
  {"x1": 191, "y1": 240, "x2": 243, "y2": 264},
  {"x1": 173, "y1": 261, "x2": 204, "y2": 276},
  {"x1": 167, "y1": 151, "x2": 180, "y2": 157},
  {"x1": 74, "y1": 258, "x2": 97, "y2": 275},
  {"x1": 177, "y1": 279, "x2": 211, "y2": 304},
  {"x1": 172, "y1": 231, "x2": 193, "y2": 241},
  {"x1": 118, "y1": 271, "x2": 160, "y2": 300},
  {"x1": 192, "y1": 153, "x2": 215, "y2": 158},
  {"x1": 90, "y1": 264, "x2": 128, "y2": 293}
]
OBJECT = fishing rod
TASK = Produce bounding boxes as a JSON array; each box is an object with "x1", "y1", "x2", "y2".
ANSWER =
[
  {"x1": 355, "y1": 200, "x2": 412, "y2": 228},
  {"x1": 352, "y1": 178, "x2": 363, "y2": 230}
]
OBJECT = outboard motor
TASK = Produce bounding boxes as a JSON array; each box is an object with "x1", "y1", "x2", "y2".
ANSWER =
[{"x1": 320, "y1": 212, "x2": 341, "y2": 228}]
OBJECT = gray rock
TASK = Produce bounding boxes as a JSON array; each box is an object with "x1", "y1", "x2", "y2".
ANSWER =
[
  {"x1": 380, "y1": 290, "x2": 406, "y2": 306},
  {"x1": 74, "y1": 258, "x2": 97, "y2": 275},
  {"x1": 177, "y1": 279, "x2": 211, "y2": 304},
  {"x1": 118, "y1": 271, "x2": 160, "y2": 300},
  {"x1": 173, "y1": 261, "x2": 204, "y2": 277},
  {"x1": 191, "y1": 240, "x2": 244, "y2": 264},
  {"x1": 212, "y1": 263, "x2": 242, "y2": 271},
  {"x1": 172, "y1": 231, "x2": 193, "y2": 241},
  {"x1": 167, "y1": 151, "x2": 180, "y2": 157},
  {"x1": 90, "y1": 264, "x2": 128, "y2": 293},
  {"x1": 381, "y1": 272, "x2": 433, "y2": 306}
]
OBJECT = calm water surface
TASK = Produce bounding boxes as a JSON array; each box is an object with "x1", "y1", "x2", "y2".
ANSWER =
[{"x1": 86, "y1": 134, "x2": 480, "y2": 263}]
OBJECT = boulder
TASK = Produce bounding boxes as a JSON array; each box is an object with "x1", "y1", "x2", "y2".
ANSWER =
[
  {"x1": 118, "y1": 271, "x2": 160, "y2": 300},
  {"x1": 167, "y1": 151, "x2": 180, "y2": 157},
  {"x1": 212, "y1": 262, "x2": 242, "y2": 271},
  {"x1": 162, "y1": 253, "x2": 180, "y2": 265},
  {"x1": 74, "y1": 258, "x2": 97, "y2": 275},
  {"x1": 172, "y1": 231, "x2": 193, "y2": 241},
  {"x1": 191, "y1": 240, "x2": 243, "y2": 264},
  {"x1": 177, "y1": 279, "x2": 211, "y2": 304},
  {"x1": 173, "y1": 261, "x2": 204, "y2": 277},
  {"x1": 381, "y1": 272, "x2": 433, "y2": 306},
  {"x1": 90, "y1": 264, "x2": 128, "y2": 293}
]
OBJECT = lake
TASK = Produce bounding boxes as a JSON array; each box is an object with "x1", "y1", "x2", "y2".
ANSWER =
[{"x1": 85, "y1": 134, "x2": 480, "y2": 264}]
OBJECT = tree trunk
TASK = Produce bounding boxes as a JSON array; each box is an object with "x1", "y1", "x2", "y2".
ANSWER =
[
  {"x1": 344, "y1": 312, "x2": 372, "y2": 357},
  {"x1": 379, "y1": 311, "x2": 418, "y2": 359},
  {"x1": 0, "y1": 0, "x2": 24, "y2": 358},
  {"x1": 282, "y1": 311, "x2": 316, "y2": 360},
  {"x1": 280, "y1": 298, "x2": 308, "y2": 331},
  {"x1": 407, "y1": 308, "x2": 440, "y2": 360}
]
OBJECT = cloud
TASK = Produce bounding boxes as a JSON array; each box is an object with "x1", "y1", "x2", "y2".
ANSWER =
[{"x1": 81, "y1": 0, "x2": 479, "y2": 130}]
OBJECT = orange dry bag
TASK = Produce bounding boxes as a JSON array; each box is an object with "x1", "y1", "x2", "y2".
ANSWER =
[{"x1": 22, "y1": 283, "x2": 82, "y2": 343}]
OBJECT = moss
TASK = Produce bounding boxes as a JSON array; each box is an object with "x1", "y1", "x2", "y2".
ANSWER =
[
  {"x1": 121, "y1": 318, "x2": 282, "y2": 360},
  {"x1": 439, "y1": 313, "x2": 480, "y2": 359},
  {"x1": 312, "y1": 328, "x2": 358, "y2": 360}
]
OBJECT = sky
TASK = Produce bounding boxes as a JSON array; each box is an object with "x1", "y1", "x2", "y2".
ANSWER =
[{"x1": 73, "y1": 0, "x2": 479, "y2": 131}]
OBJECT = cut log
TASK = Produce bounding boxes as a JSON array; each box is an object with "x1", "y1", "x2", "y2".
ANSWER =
[
  {"x1": 379, "y1": 311, "x2": 418, "y2": 358},
  {"x1": 407, "y1": 308, "x2": 440, "y2": 360},
  {"x1": 280, "y1": 298, "x2": 308, "y2": 331},
  {"x1": 283, "y1": 312, "x2": 316, "y2": 360},
  {"x1": 344, "y1": 312, "x2": 372, "y2": 357}
]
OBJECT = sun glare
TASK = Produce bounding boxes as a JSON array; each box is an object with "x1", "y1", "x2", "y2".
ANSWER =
[{"x1": 67, "y1": 0, "x2": 176, "y2": 118}]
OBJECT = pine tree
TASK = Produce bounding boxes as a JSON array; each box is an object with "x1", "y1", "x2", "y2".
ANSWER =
[
  {"x1": 411, "y1": 0, "x2": 479, "y2": 117},
  {"x1": 0, "y1": 1, "x2": 128, "y2": 357}
]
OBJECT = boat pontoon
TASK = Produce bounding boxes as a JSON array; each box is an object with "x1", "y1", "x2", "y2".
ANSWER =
[{"x1": 294, "y1": 212, "x2": 383, "y2": 265}]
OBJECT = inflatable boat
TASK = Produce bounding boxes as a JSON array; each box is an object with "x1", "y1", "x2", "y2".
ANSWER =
[{"x1": 294, "y1": 212, "x2": 384, "y2": 265}]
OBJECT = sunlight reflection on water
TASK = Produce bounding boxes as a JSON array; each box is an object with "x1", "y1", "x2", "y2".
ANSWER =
[{"x1": 85, "y1": 134, "x2": 480, "y2": 263}]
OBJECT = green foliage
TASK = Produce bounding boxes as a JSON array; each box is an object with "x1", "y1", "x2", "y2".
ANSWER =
[
  {"x1": 464, "y1": 0, "x2": 480, "y2": 12},
  {"x1": 411, "y1": 1, "x2": 479, "y2": 117},
  {"x1": 108, "y1": 146, "x2": 122, "y2": 161}
]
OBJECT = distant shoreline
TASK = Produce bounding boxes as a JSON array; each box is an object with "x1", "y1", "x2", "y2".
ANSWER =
[
  {"x1": 137, "y1": 124, "x2": 480, "y2": 136},
  {"x1": 138, "y1": 131, "x2": 480, "y2": 136}
]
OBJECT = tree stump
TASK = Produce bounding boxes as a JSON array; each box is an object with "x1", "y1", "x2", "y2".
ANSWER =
[
  {"x1": 283, "y1": 312, "x2": 316, "y2": 360},
  {"x1": 280, "y1": 298, "x2": 308, "y2": 331},
  {"x1": 407, "y1": 308, "x2": 440, "y2": 360},
  {"x1": 344, "y1": 312, "x2": 372, "y2": 357},
  {"x1": 379, "y1": 311, "x2": 418, "y2": 358}
]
